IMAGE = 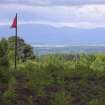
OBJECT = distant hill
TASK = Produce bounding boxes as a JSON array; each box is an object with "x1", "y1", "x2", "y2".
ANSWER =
[{"x1": 0, "y1": 24, "x2": 105, "y2": 44}]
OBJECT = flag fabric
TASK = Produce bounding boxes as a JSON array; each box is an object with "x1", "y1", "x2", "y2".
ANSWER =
[
  {"x1": 11, "y1": 15, "x2": 17, "y2": 28},
  {"x1": 11, "y1": 13, "x2": 18, "y2": 70}
]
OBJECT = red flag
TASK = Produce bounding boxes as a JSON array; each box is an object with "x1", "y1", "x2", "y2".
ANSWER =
[{"x1": 11, "y1": 15, "x2": 17, "y2": 28}]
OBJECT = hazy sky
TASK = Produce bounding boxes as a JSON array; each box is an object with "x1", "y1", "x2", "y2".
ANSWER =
[{"x1": 0, "y1": 0, "x2": 105, "y2": 44}]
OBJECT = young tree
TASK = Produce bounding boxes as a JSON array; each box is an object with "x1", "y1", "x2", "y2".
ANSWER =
[
  {"x1": 8, "y1": 36, "x2": 35, "y2": 62},
  {"x1": 0, "y1": 38, "x2": 9, "y2": 66}
]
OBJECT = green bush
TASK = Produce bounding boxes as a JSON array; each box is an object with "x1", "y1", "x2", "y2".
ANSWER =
[
  {"x1": 25, "y1": 60, "x2": 53, "y2": 92},
  {"x1": 90, "y1": 54, "x2": 105, "y2": 77},
  {"x1": 8, "y1": 76, "x2": 17, "y2": 91},
  {"x1": 0, "y1": 67, "x2": 11, "y2": 83},
  {"x1": 52, "y1": 91, "x2": 72, "y2": 105},
  {"x1": 2, "y1": 90, "x2": 16, "y2": 105},
  {"x1": 88, "y1": 99, "x2": 105, "y2": 105}
]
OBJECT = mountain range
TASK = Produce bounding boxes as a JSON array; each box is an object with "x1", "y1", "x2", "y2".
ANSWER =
[{"x1": 0, "y1": 24, "x2": 105, "y2": 45}]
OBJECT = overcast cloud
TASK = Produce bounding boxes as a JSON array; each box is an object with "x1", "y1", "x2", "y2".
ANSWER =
[
  {"x1": 1, "y1": 0, "x2": 105, "y2": 5},
  {"x1": 0, "y1": 1, "x2": 105, "y2": 28}
]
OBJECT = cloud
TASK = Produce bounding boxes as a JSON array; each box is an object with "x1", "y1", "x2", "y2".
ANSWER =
[
  {"x1": 1, "y1": 0, "x2": 105, "y2": 6},
  {"x1": 0, "y1": 4, "x2": 105, "y2": 29}
]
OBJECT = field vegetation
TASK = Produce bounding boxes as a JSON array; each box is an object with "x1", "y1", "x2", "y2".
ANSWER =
[{"x1": 0, "y1": 37, "x2": 105, "y2": 105}]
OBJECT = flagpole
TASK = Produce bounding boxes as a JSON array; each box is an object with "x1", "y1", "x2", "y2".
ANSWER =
[{"x1": 15, "y1": 13, "x2": 17, "y2": 70}]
